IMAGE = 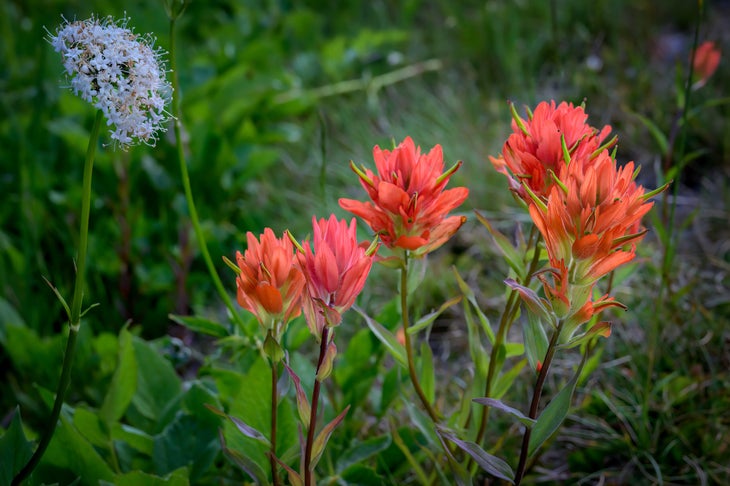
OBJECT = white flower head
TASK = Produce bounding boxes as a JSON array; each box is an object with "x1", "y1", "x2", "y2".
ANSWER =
[{"x1": 49, "y1": 15, "x2": 172, "y2": 150}]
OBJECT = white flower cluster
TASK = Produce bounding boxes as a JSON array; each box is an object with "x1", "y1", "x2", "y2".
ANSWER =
[{"x1": 49, "y1": 15, "x2": 172, "y2": 149}]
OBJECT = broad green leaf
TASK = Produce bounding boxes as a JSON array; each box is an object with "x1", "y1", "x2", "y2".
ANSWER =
[
  {"x1": 74, "y1": 406, "x2": 109, "y2": 448},
  {"x1": 353, "y1": 305, "x2": 407, "y2": 368},
  {"x1": 503, "y1": 342, "x2": 525, "y2": 358},
  {"x1": 0, "y1": 407, "x2": 33, "y2": 486},
  {"x1": 310, "y1": 405, "x2": 350, "y2": 470},
  {"x1": 112, "y1": 424, "x2": 154, "y2": 455},
  {"x1": 408, "y1": 296, "x2": 462, "y2": 335},
  {"x1": 130, "y1": 336, "x2": 182, "y2": 430},
  {"x1": 168, "y1": 314, "x2": 229, "y2": 338},
  {"x1": 336, "y1": 435, "x2": 391, "y2": 474},
  {"x1": 153, "y1": 413, "x2": 219, "y2": 481},
  {"x1": 43, "y1": 414, "x2": 115, "y2": 483},
  {"x1": 115, "y1": 467, "x2": 189, "y2": 486},
  {"x1": 339, "y1": 464, "x2": 386, "y2": 485},
  {"x1": 522, "y1": 311, "x2": 549, "y2": 373},
  {"x1": 419, "y1": 341, "x2": 435, "y2": 405},
  {"x1": 100, "y1": 327, "x2": 137, "y2": 426},
  {"x1": 472, "y1": 397, "x2": 535, "y2": 428},
  {"x1": 475, "y1": 211, "x2": 526, "y2": 277},
  {"x1": 528, "y1": 362, "x2": 581, "y2": 456},
  {"x1": 439, "y1": 428, "x2": 514, "y2": 483}
]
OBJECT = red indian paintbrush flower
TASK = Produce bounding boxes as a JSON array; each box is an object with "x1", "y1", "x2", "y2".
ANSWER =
[
  {"x1": 339, "y1": 136, "x2": 468, "y2": 256},
  {"x1": 295, "y1": 215, "x2": 375, "y2": 338},
  {"x1": 692, "y1": 41, "x2": 721, "y2": 89},
  {"x1": 527, "y1": 150, "x2": 653, "y2": 287},
  {"x1": 490, "y1": 100, "x2": 614, "y2": 201},
  {"x1": 235, "y1": 228, "x2": 305, "y2": 335}
]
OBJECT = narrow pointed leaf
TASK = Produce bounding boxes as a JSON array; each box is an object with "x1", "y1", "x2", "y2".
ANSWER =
[
  {"x1": 408, "y1": 296, "x2": 462, "y2": 335},
  {"x1": 310, "y1": 405, "x2": 350, "y2": 470},
  {"x1": 419, "y1": 341, "x2": 435, "y2": 405},
  {"x1": 353, "y1": 305, "x2": 407, "y2": 367},
  {"x1": 169, "y1": 314, "x2": 229, "y2": 338},
  {"x1": 43, "y1": 276, "x2": 71, "y2": 319},
  {"x1": 272, "y1": 454, "x2": 303, "y2": 486},
  {"x1": 474, "y1": 212, "x2": 526, "y2": 277},
  {"x1": 283, "y1": 361, "x2": 311, "y2": 428},
  {"x1": 473, "y1": 397, "x2": 536, "y2": 427},
  {"x1": 439, "y1": 428, "x2": 514, "y2": 483},
  {"x1": 505, "y1": 278, "x2": 553, "y2": 324},
  {"x1": 100, "y1": 326, "x2": 137, "y2": 426},
  {"x1": 453, "y1": 267, "x2": 495, "y2": 344},
  {"x1": 522, "y1": 311, "x2": 549, "y2": 373},
  {"x1": 492, "y1": 358, "x2": 527, "y2": 399},
  {"x1": 528, "y1": 360, "x2": 582, "y2": 456},
  {"x1": 220, "y1": 430, "x2": 270, "y2": 485}
]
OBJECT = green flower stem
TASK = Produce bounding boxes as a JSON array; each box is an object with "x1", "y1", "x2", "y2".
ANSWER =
[
  {"x1": 12, "y1": 109, "x2": 103, "y2": 486},
  {"x1": 401, "y1": 252, "x2": 439, "y2": 423},
  {"x1": 270, "y1": 358, "x2": 281, "y2": 486},
  {"x1": 474, "y1": 230, "x2": 543, "y2": 446},
  {"x1": 168, "y1": 17, "x2": 247, "y2": 334},
  {"x1": 513, "y1": 321, "x2": 562, "y2": 486},
  {"x1": 304, "y1": 326, "x2": 331, "y2": 486}
]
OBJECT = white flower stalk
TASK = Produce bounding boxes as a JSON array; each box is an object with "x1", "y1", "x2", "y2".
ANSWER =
[{"x1": 49, "y1": 15, "x2": 172, "y2": 149}]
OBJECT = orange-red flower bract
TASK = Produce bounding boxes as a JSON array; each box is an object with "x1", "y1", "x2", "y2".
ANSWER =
[
  {"x1": 339, "y1": 136, "x2": 468, "y2": 256},
  {"x1": 297, "y1": 215, "x2": 374, "y2": 338},
  {"x1": 693, "y1": 41, "x2": 721, "y2": 88},
  {"x1": 235, "y1": 228, "x2": 305, "y2": 333},
  {"x1": 490, "y1": 100, "x2": 613, "y2": 201},
  {"x1": 528, "y1": 150, "x2": 653, "y2": 287}
]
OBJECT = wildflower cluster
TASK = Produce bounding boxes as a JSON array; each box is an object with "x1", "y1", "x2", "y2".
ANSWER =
[
  {"x1": 494, "y1": 101, "x2": 657, "y2": 343},
  {"x1": 49, "y1": 15, "x2": 171, "y2": 148}
]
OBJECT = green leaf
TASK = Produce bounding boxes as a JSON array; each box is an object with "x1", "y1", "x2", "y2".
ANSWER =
[
  {"x1": 153, "y1": 413, "x2": 220, "y2": 481},
  {"x1": 505, "y1": 278, "x2": 553, "y2": 325},
  {"x1": 522, "y1": 310, "x2": 549, "y2": 373},
  {"x1": 130, "y1": 336, "x2": 182, "y2": 430},
  {"x1": 310, "y1": 405, "x2": 350, "y2": 470},
  {"x1": 112, "y1": 424, "x2": 154, "y2": 455},
  {"x1": 168, "y1": 314, "x2": 230, "y2": 338},
  {"x1": 408, "y1": 296, "x2": 462, "y2": 335},
  {"x1": 115, "y1": 467, "x2": 190, "y2": 486},
  {"x1": 631, "y1": 111, "x2": 669, "y2": 156},
  {"x1": 43, "y1": 414, "x2": 116, "y2": 483},
  {"x1": 452, "y1": 267, "x2": 495, "y2": 344},
  {"x1": 491, "y1": 359, "x2": 527, "y2": 399},
  {"x1": 439, "y1": 428, "x2": 514, "y2": 483},
  {"x1": 100, "y1": 326, "x2": 137, "y2": 426},
  {"x1": 472, "y1": 398, "x2": 535, "y2": 428},
  {"x1": 340, "y1": 464, "x2": 386, "y2": 485},
  {"x1": 74, "y1": 406, "x2": 109, "y2": 448},
  {"x1": 220, "y1": 430, "x2": 270, "y2": 486},
  {"x1": 336, "y1": 435, "x2": 391, "y2": 474},
  {"x1": 0, "y1": 407, "x2": 33, "y2": 486},
  {"x1": 528, "y1": 362, "x2": 581, "y2": 456},
  {"x1": 419, "y1": 341, "x2": 435, "y2": 405},
  {"x1": 474, "y1": 211, "x2": 526, "y2": 277},
  {"x1": 353, "y1": 305, "x2": 407, "y2": 368}
]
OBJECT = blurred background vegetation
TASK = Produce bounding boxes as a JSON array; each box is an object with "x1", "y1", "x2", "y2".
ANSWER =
[{"x1": 1, "y1": 0, "x2": 728, "y2": 483}]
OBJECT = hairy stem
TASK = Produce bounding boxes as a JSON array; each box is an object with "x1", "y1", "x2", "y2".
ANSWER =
[
  {"x1": 401, "y1": 252, "x2": 439, "y2": 422},
  {"x1": 513, "y1": 322, "x2": 562, "y2": 485},
  {"x1": 12, "y1": 109, "x2": 103, "y2": 486},
  {"x1": 304, "y1": 326, "x2": 331, "y2": 486},
  {"x1": 270, "y1": 358, "x2": 281, "y2": 486}
]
